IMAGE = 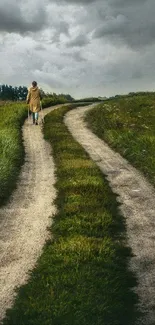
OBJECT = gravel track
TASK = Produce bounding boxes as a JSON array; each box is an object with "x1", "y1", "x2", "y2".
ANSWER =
[
  {"x1": 65, "y1": 104, "x2": 155, "y2": 325},
  {"x1": 1, "y1": 103, "x2": 155, "y2": 324},
  {"x1": 0, "y1": 105, "x2": 64, "y2": 322}
]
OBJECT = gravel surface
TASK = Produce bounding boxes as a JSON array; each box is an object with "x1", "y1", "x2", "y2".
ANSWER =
[
  {"x1": 0, "y1": 105, "x2": 64, "y2": 323},
  {"x1": 1, "y1": 103, "x2": 155, "y2": 324},
  {"x1": 65, "y1": 104, "x2": 155, "y2": 325}
]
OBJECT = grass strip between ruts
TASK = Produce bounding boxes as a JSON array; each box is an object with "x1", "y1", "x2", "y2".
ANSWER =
[
  {"x1": 85, "y1": 95, "x2": 155, "y2": 187},
  {"x1": 3, "y1": 104, "x2": 139, "y2": 325}
]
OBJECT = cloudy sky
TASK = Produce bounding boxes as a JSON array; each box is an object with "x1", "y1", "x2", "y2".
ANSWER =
[{"x1": 0, "y1": 0, "x2": 155, "y2": 98}]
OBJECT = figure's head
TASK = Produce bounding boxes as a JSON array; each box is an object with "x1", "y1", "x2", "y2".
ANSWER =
[{"x1": 32, "y1": 81, "x2": 37, "y2": 87}]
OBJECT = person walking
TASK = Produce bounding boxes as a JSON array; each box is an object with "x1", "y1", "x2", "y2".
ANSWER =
[{"x1": 26, "y1": 81, "x2": 43, "y2": 125}]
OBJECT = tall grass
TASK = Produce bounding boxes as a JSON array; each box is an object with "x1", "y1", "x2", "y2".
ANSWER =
[
  {"x1": 42, "y1": 96, "x2": 68, "y2": 108},
  {"x1": 85, "y1": 94, "x2": 155, "y2": 186},
  {"x1": 3, "y1": 104, "x2": 139, "y2": 325},
  {"x1": 0, "y1": 103, "x2": 27, "y2": 206}
]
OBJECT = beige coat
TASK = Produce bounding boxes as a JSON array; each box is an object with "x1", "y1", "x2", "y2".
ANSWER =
[{"x1": 27, "y1": 86, "x2": 42, "y2": 112}]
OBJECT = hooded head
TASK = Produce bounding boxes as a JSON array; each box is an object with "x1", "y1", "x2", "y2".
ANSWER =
[{"x1": 32, "y1": 81, "x2": 37, "y2": 88}]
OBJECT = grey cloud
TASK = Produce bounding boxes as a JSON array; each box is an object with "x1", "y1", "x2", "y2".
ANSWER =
[
  {"x1": 62, "y1": 50, "x2": 86, "y2": 62},
  {"x1": 0, "y1": 2, "x2": 47, "y2": 34},
  {"x1": 20, "y1": 50, "x2": 44, "y2": 71},
  {"x1": 34, "y1": 70, "x2": 65, "y2": 88},
  {"x1": 92, "y1": 0, "x2": 155, "y2": 48},
  {"x1": 35, "y1": 44, "x2": 46, "y2": 51},
  {"x1": 49, "y1": 0, "x2": 95, "y2": 3},
  {"x1": 93, "y1": 14, "x2": 128, "y2": 37},
  {"x1": 57, "y1": 21, "x2": 69, "y2": 35},
  {"x1": 1, "y1": 0, "x2": 155, "y2": 99},
  {"x1": 109, "y1": 0, "x2": 147, "y2": 7},
  {"x1": 72, "y1": 51, "x2": 86, "y2": 62},
  {"x1": 66, "y1": 34, "x2": 90, "y2": 47},
  {"x1": 93, "y1": 19, "x2": 155, "y2": 48},
  {"x1": 52, "y1": 21, "x2": 70, "y2": 43},
  {"x1": 131, "y1": 69, "x2": 143, "y2": 79}
]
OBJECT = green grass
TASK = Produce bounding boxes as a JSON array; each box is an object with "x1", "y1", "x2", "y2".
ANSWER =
[
  {"x1": 0, "y1": 103, "x2": 27, "y2": 206},
  {"x1": 0, "y1": 99, "x2": 70, "y2": 207},
  {"x1": 85, "y1": 94, "x2": 155, "y2": 186},
  {"x1": 3, "y1": 104, "x2": 139, "y2": 325},
  {"x1": 42, "y1": 96, "x2": 68, "y2": 108}
]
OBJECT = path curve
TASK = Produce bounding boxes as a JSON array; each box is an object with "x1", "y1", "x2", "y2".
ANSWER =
[
  {"x1": 0, "y1": 104, "x2": 64, "y2": 323},
  {"x1": 65, "y1": 104, "x2": 155, "y2": 325}
]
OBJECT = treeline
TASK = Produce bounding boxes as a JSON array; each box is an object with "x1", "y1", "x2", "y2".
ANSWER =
[
  {"x1": 128, "y1": 91, "x2": 155, "y2": 97},
  {"x1": 73, "y1": 97, "x2": 102, "y2": 103},
  {"x1": 109, "y1": 91, "x2": 155, "y2": 100},
  {"x1": 44, "y1": 91, "x2": 74, "y2": 102},
  {"x1": 43, "y1": 91, "x2": 74, "y2": 104},
  {"x1": 0, "y1": 84, "x2": 75, "y2": 102},
  {"x1": 0, "y1": 85, "x2": 28, "y2": 101}
]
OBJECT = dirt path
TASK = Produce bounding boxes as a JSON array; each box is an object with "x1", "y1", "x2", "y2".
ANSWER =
[
  {"x1": 65, "y1": 104, "x2": 155, "y2": 325},
  {"x1": 0, "y1": 105, "x2": 64, "y2": 323}
]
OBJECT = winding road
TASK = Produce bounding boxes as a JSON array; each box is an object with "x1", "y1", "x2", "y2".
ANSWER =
[
  {"x1": 0, "y1": 105, "x2": 64, "y2": 322},
  {"x1": 65, "y1": 104, "x2": 155, "y2": 325},
  {"x1": 0, "y1": 103, "x2": 155, "y2": 325}
]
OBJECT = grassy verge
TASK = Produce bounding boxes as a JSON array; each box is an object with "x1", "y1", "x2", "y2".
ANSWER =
[
  {"x1": 0, "y1": 100, "x2": 69, "y2": 207},
  {"x1": 0, "y1": 103, "x2": 27, "y2": 206},
  {"x1": 3, "y1": 104, "x2": 139, "y2": 325},
  {"x1": 85, "y1": 94, "x2": 155, "y2": 186}
]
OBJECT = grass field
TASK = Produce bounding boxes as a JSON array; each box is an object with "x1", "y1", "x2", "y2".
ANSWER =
[
  {"x1": 3, "y1": 104, "x2": 139, "y2": 325},
  {"x1": 0, "y1": 103, "x2": 27, "y2": 206},
  {"x1": 85, "y1": 94, "x2": 155, "y2": 187}
]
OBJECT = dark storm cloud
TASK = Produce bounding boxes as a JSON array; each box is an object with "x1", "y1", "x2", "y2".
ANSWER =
[
  {"x1": 0, "y1": 1, "x2": 47, "y2": 34},
  {"x1": 1, "y1": 0, "x2": 155, "y2": 98},
  {"x1": 92, "y1": 0, "x2": 155, "y2": 48}
]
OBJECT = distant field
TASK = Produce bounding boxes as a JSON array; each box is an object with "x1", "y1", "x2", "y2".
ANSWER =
[{"x1": 85, "y1": 94, "x2": 155, "y2": 186}]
